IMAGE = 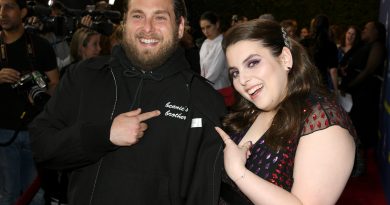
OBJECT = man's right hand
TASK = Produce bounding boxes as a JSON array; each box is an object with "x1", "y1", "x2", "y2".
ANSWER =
[
  {"x1": 80, "y1": 15, "x2": 93, "y2": 28},
  {"x1": 110, "y1": 108, "x2": 161, "y2": 146},
  {"x1": 0, "y1": 68, "x2": 20, "y2": 84}
]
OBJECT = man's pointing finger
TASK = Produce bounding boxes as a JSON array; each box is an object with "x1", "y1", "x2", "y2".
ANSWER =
[{"x1": 137, "y1": 110, "x2": 161, "y2": 122}]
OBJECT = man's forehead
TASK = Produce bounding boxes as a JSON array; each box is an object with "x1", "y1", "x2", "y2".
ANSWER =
[
  {"x1": 128, "y1": 0, "x2": 174, "y2": 12},
  {"x1": 0, "y1": 0, "x2": 17, "y2": 4}
]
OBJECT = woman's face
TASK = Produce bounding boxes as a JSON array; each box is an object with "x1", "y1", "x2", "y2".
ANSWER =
[
  {"x1": 226, "y1": 40, "x2": 290, "y2": 111},
  {"x1": 300, "y1": 28, "x2": 309, "y2": 39},
  {"x1": 200, "y1": 19, "x2": 220, "y2": 40},
  {"x1": 345, "y1": 27, "x2": 356, "y2": 45},
  {"x1": 80, "y1": 34, "x2": 102, "y2": 60}
]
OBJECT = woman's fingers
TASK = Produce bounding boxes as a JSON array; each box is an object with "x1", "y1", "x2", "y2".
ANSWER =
[
  {"x1": 215, "y1": 127, "x2": 234, "y2": 145},
  {"x1": 241, "y1": 141, "x2": 253, "y2": 159}
]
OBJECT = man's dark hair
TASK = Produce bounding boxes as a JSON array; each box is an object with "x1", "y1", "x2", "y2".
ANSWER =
[
  {"x1": 372, "y1": 21, "x2": 386, "y2": 43},
  {"x1": 123, "y1": 0, "x2": 187, "y2": 24},
  {"x1": 51, "y1": 1, "x2": 65, "y2": 11},
  {"x1": 15, "y1": 0, "x2": 27, "y2": 9}
]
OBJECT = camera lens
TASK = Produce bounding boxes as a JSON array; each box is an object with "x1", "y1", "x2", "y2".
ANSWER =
[{"x1": 29, "y1": 85, "x2": 51, "y2": 109}]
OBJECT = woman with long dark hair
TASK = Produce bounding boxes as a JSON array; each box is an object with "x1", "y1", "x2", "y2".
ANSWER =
[{"x1": 216, "y1": 19, "x2": 357, "y2": 205}]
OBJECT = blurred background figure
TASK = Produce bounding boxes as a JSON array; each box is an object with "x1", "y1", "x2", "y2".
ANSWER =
[
  {"x1": 199, "y1": 11, "x2": 230, "y2": 90},
  {"x1": 180, "y1": 24, "x2": 201, "y2": 74},
  {"x1": 70, "y1": 28, "x2": 101, "y2": 61},
  {"x1": 231, "y1": 14, "x2": 248, "y2": 27},
  {"x1": 300, "y1": 14, "x2": 339, "y2": 92},
  {"x1": 26, "y1": 1, "x2": 72, "y2": 72},
  {"x1": 299, "y1": 26, "x2": 310, "y2": 40},
  {"x1": 95, "y1": 0, "x2": 109, "y2": 10},
  {"x1": 109, "y1": 23, "x2": 123, "y2": 50},
  {"x1": 79, "y1": 1, "x2": 120, "y2": 55},
  {"x1": 46, "y1": 1, "x2": 72, "y2": 70},
  {"x1": 330, "y1": 24, "x2": 344, "y2": 48},
  {"x1": 258, "y1": 13, "x2": 275, "y2": 21},
  {"x1": 341, "y1": 21, "x2": 387, "y2": 150},
  {"x1": 60, "y1": 28, "x2": 101, "y2": 76},
  {"x1": 338, "y1": 25, "x2": 361, "y2": 79},
  {"x1": 199, "y1": 11, "x2": 232, "y2": 106},
  {"x1": 280, "y1": 19, "x2": 299, "y2": 40}
]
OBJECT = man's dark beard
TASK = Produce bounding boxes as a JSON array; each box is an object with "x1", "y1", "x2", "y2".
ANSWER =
[{"x1": 121, "y1": 29, "x2": 180, "y2": 71}]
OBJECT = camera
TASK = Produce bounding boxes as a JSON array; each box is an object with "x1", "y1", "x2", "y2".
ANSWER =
[
  {"x1": 81, "y1": 9, "x2": 121, "y2": 36},
  {"x1": 25, "y1": 1, "x2": 121, "y2": 36},
  {"x1": 12, "y1": 71, "x2": 51, "y2": 109},
  {"x1": 25, "y1": 1, "x2": 76, "y2": 37}
]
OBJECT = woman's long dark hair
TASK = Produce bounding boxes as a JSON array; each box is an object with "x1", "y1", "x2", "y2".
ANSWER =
[
  {"x1": 222, "y1": 19, "x2": 329, "y2": 150},
  {"x1": 340, "y1": 25, "x2": 361, "y2": 49}
]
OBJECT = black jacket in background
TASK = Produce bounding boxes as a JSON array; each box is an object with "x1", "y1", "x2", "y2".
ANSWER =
[{"x1": 29, "y1": 45, "x2": 226, "y2": 205}]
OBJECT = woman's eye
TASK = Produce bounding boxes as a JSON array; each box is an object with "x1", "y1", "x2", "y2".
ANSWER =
[
  {"x1": 230, "y1": 70, "x2": 239, "y2": 79},
  {"x1": 247, "y1": 60, "x2": 260, "y2": 68}
]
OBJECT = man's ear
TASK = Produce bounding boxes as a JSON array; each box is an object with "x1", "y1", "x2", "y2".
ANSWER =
[
  {"x1": 280, "y1": 47, "x2": 293, "y2": 70},
  {"x1": 178, "y1": 16, "x2": 185, "y2": 39},
  {"x1": 21, "y1": 8, "x2": 28, "y2": 19},
  {"x1": 122, "y1": 13, "x2": 127, "y2": 23}
]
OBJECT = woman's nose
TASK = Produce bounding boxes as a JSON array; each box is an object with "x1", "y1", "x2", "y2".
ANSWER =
[{"x1": 239, "y1": 72, "x2": 250, "y2": 86}]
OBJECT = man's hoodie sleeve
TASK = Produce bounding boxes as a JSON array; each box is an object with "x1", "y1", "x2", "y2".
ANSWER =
[{"x1": 29, "y1": 63, "x2": 117, "y2": 170}]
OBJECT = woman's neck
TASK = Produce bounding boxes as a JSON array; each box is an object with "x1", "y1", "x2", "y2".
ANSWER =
[
  {"x1": 208, "y1": 33, "x2": 221, "y2": 41},
  {"x1": 343, "y1": 44, "x2": 352, "y2": 52},
  {"x1": 239, "y1": 110, "x2": 277, "y2": 146}
]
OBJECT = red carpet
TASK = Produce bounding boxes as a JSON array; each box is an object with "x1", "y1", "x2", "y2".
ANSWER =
[{"x1": 337, "y1": 149, "x2": 388, "y2": 205}]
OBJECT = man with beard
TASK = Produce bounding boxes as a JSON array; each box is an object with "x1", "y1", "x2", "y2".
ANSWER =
[{"x1": 29, "y1": 0, "x2": 226, "y2": 204}]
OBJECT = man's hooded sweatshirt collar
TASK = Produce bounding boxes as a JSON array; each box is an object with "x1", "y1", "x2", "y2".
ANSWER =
[{"x1": 109, "y1": 44, "x2": 192, "y2": 111}]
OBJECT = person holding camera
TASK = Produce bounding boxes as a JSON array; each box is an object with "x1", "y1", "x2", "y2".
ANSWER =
[
  {"x1": 79, "y1": 1, "x2": 121, "y2": 55},
  {"x1": 0, "y1": 0, "x2": 59, "y2": 204}
]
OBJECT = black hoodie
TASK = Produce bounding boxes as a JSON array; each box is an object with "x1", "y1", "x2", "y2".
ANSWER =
[{"x1": 30, "y1": 45, "x2": 226, "y2": 205}]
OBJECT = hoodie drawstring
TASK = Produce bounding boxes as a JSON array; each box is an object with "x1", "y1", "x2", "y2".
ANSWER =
[{"x1": 123, "y1": 67, "x2": 163, "y2": 110}]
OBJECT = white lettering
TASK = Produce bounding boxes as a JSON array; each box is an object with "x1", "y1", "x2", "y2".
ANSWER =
[
  {"x1": 165, "y1": 102, "x2": 188, "y2": 112},
  {"x1": 165, "y1": 110, "x2": 187, "y2": 120}
]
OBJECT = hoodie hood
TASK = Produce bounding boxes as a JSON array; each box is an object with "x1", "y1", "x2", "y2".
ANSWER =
[{"x1": 109, "y1": 44, "x2": 193, "y2": 111}]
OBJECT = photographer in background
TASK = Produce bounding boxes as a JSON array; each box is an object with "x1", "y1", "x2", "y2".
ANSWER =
[
  {"x1": 95, "y1": 0, "x2": 109, "y2": 11},
  {"x1": 39, "y1": 1, "x2": 72, "y2": 72},
  {"x1": 0, "y1": 0, "x2": 59, "y2": 204},
  {"x1": 25, "y1": 1, "x2": 72, "y2": 74},
  {"x1": 79, "y1": 0, "x2": 120, "y2": 55}
]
